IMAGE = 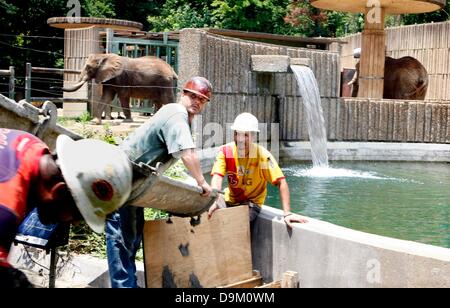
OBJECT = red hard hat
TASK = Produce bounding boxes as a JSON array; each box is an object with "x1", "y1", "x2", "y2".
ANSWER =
[{"x1": 183, "y1": 77, "x2": 212, "y2": 101}]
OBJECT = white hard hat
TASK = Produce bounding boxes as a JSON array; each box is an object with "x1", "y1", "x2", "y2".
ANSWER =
[
  {"x1": 354, "y1": 48, "x2": 361, "y2": 59},
  {"x1": 231, "y1": 113, "x2": 260, "y2": 133},
  {"x1": 56, "y1": 135, "x2": 132, "y2": 233}
]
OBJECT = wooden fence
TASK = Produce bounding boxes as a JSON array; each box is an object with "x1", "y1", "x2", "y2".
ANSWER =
[{"x1": 337, "y1": 21, "x2": 450, "y2": 101}]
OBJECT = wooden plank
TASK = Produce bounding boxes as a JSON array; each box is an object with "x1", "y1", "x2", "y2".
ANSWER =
[
  {"x1": 217, "y1": 272, "x2": 263, "y2": 288},
  {"x1": 143, "y1": 206, "x2": 252, "y2": 288},
  {"x1": 257, "y1": 281, "x2": 281, "y2": 288},
  {"x1": 281, "y1": 271, "x2": 299, "y2": 288}
]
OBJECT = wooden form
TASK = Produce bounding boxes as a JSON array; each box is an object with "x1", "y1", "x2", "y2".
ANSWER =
[
  {"x1": 143, "y1": 206, "x2": 253, "y2": 288},
  {"x1": 220, "y1": 270, "x2": 300, "y2": 289}
]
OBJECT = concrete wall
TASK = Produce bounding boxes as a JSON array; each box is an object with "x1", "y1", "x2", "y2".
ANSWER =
[
  {"x1": 280, "y1": 142, "x2": 450, "y2": 163},
  {"x1": 336, "y1": 21, "x2": 450, "y2": 101},
  {"x1": 178, "y1": 28, "x2": 341, "y2": 143},
  {"x1": 252, "y1": 206, "x2": 450, "y2": 288},
  {"x1": 331, "y1": 98, "x2": 450, "y2": 143}
]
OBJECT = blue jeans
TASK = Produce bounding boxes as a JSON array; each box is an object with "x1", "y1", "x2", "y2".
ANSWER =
[{"x1": 105, "y1": 204, "x2": 144, "y2": 288}]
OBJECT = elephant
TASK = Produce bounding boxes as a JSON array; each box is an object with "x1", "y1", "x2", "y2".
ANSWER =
[
  {"x1": 348, "y1": 56, "x2": 428, "y2": 100},
  {"x1": 62, "y1": 54, "x2": 178, "y2": 124}
]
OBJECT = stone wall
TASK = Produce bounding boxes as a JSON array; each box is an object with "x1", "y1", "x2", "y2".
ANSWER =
[
  {"x1": 332, "y1": 98, "x2": 450, "y2": 143},
  {"x1": 178, "y1": 28, "x2": 341, "y2": 143}
]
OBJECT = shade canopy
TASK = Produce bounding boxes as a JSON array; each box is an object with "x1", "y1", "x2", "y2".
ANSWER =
[
  {"x1": 311, "y1": 0, "x2": 445, "y2": 14},
  {"x1": 48, "y1": 17, "x2": 143, "y2": 31}
]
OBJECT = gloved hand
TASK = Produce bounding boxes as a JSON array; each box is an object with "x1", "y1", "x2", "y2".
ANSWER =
[{"x1": 0, "y1": 266, "x2": 34, "y2": 288}]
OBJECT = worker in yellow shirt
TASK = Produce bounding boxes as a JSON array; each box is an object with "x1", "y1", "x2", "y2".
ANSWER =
[{"x1": 208, "y1": 113, "x2": 308, "y2": 228}]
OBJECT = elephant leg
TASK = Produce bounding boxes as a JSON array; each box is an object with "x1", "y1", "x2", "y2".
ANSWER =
[
  {"x1": 104, "y1": 104, "x2": 113, "y2": 120},
  {"x1": 119, "y1": 96, "x2": 133, "y2": 122},
  {"x1": 154, "y1": 89, "x2": 174, "y2": 112},
  {"x1": 92, "y1": 90, "x2": 116, "y2": 125}
]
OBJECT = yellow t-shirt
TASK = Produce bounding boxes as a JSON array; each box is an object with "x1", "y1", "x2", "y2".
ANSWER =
[{"x1": 211, "y1": 142, "x2": 285, "y2": 207}]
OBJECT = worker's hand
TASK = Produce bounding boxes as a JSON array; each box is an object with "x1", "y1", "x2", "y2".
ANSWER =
[
  {"x1": 284, "y1": 213, "x2": 308, "y2": 228},
  {"x1": 208, "y1": 203, "x2": 219, "y2": 219},
  {"x1": 198, "y1": 180, "x2": 212, "y2": 197},
  {"x1": 207, "y1": 194, "x2": 226, "y2": 219}
]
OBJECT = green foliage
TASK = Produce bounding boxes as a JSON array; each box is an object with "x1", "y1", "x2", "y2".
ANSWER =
[
  {"x1": 211, "y1": 0, "x2": 292, "y2": 34},
  {"x1": 163, "y1": 159, "x2": 189, "y2": 180},
  {"x1": 68, "y1": 222, "x2": 106, "y2": 258},
  {"x1": 144, "y1": 208, "x2": 169, "y2": 220},
  {"x1": 284, "y1": 0, "x2": 364, "y2": 37},
  {"x1": 402, "y1": 0, "x2": 450, "y2": 25},
  {"x1": 148, "y1": 0, "x2": 214, "y2": 31},
  {"x1": 82, "y1": 0, "x2": 116, "y2": 18},
  {"x1": 147, "y1": 0, "x2": 296, "y2": 34}
]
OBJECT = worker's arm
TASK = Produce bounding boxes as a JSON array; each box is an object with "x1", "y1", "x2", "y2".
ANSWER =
[
  {"x1": 207, "y1": 174, "x2": 226, "y2": 219},
  {"x1": 276, "y1": 179, "x2": 308, "y2": 228},
  {"x1": 180, "y1": 149, "x2": 212, "y2": 197}
]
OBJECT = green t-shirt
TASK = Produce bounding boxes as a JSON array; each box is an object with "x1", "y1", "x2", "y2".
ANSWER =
[{"x1": 120, "y1": 103, "x2": 195, "y2": 167}]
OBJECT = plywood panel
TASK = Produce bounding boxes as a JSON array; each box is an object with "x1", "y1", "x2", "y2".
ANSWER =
[{"x1": 143, "y1": 206, "x2": 252, "y2": 288}]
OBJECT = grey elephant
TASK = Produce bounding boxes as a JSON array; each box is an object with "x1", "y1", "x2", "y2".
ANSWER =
[
  {"x1": 349, "y1": 55, "x2": 428, "y2": 100},
  {"x1": 63, "y1": 54, "x2": 178, "y2": 124}
]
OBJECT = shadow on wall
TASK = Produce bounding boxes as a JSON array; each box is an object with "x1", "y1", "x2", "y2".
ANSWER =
[{"x1": 251, "y1": 215, "x2": 274, "y2": 283}]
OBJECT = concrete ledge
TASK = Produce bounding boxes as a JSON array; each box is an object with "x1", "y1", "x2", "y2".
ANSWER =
[
  {"x1": 251, "y1": 55, "x2": 290, "y2": 73},
  {"x1": 281, "y1": 141, "x2": 450, "y2": 162},
  {"x1": 252, "y1": 206, "x2": 450, "y2": 288}
]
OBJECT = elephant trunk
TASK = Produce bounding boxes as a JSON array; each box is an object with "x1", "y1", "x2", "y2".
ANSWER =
[{"x1": 62, "y1": 75, "x2": 89, "y2": 92}]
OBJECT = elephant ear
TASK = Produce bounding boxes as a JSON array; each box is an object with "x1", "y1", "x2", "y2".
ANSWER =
[{"x1": 95, "y1": 54, "x2": 125, "y2": 84}]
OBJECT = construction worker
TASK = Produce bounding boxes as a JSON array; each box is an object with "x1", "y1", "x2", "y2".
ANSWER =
[
  {"x1": 0, "y1": 129, "x2": 132, "y2": 288},
  {"x1": 207, "y1": 113, "x2": 308, "y2": 227},
  {"x1": 105, "y1": 76, "x2": 213, "y2": 288}
]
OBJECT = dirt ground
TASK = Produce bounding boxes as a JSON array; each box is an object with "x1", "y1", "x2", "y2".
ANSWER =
[{"x1": 58, "y1": 111, "x2": 151, "y2": 141}]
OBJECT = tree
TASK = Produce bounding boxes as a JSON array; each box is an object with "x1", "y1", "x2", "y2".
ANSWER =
[
  {"x1": 284, "y1": 0, "x2": 364, "y2": 37},
  {"x1": 211, "y1": 0, "x2": 293, "y2": 34},
  {"x1": 83, "y1": 0, "x2": 116, "y2": 18},
  {"x1": 148, "y1": 0, "x2": 214, "y2": 32},
  {"x1": 401, "y1": 0, "x2": 450, "y2": 25},
  {"x1": 147, "y1": 0, "x2": 296, "y2": 34}
]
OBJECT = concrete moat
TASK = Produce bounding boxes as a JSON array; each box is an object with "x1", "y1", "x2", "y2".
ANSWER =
[{"x1": 262, "y1": 161, "x2": 450, "y2": 249}]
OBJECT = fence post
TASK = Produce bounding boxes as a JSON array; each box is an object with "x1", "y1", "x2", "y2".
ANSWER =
[
  {"x1": 25, "y1": 63, "x2": 31, "y2": 103},
  {"x1": 106, "y1": 28, "x2": 114, "y2": 54},
  {"x1": 8, "y1": 66, "x2": 15, "y2": 100}
]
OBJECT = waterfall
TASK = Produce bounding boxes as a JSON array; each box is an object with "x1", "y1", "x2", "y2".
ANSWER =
[{"x1": 291, "y1": 65, "x2": 329, "y2": 168}]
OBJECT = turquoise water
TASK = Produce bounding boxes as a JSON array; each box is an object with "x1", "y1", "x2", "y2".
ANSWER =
[{"x1": 261, "y1": 162, "x2": 450, "y2": 249}]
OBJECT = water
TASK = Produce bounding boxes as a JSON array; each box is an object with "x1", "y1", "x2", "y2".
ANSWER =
[
  {"x1": 291, "y1": 65, "x2": 328, "y2": 167},
  {"x1": 265, "y1": 161, "x2": 450, "y2": 249}
]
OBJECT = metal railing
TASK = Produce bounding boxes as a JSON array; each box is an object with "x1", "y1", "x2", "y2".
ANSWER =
[
  {"x1": 0, "y1": 66, "x2": 15, "y2": 99},
  {"x1": 25, "y1": 63, "x2": 81, "y2": 103}
]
